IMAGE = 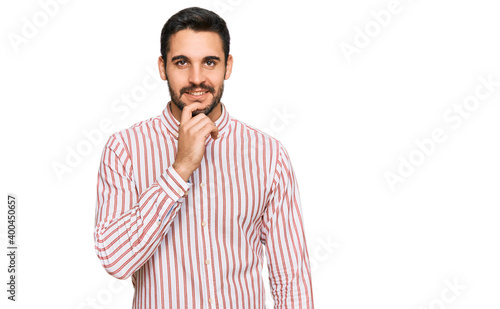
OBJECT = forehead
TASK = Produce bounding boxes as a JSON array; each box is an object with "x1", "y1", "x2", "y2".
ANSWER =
[{"x1": 168, "y1": 29, "x2": 224, "y2": 58}]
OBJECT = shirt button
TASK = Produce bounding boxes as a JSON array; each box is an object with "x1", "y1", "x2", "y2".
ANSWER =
[
  {"x1": 157, "y1": 220, "x2": 161, "y2": 225},
  {"x1": 205, "y1": 259, "x2": 210, "y2": 265},
  {"x1": 174, "y1": 132, "x2": 179, "y2": 139},
  {"x1": 177, "y1": 188, "x2": 183, "y2": 195},
  {"x1": 200, "y1": 183, "x2": 205, "y2": 188},
  {"x1": 201, "y1": 221, "x2": 207, "y2": 227},
  {"x1": 209, "y1": 298, "x2": 214, "y2": 304}
]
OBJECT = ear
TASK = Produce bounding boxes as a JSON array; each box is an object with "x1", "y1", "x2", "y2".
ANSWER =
[
  {"x1": 224, "y1": 54, "x2": 233, "y2": 80},
  {"x1": 158, "y1": 56, "x2": 167, "y2": 81}
]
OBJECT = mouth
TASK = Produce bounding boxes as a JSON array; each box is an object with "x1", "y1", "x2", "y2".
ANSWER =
[{"x1": 184, "y1": 90, "x2": 210, "y2": 99}]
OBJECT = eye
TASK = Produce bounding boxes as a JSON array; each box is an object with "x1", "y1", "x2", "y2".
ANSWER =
[
  {"x1": 175, "y1": 60, "x2": 187, "y2": 66},
  {"x1": 205, "y1": 60, "x2": 216, "y2": 67}
]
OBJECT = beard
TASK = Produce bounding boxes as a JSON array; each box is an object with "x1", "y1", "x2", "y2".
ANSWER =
[{"x1": 167, "y1": 79, "x2": 224, "y2": 117}]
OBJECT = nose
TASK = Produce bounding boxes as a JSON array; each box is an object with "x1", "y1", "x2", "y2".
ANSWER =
[{"x1": 188, "y1": 65, "x2": 206, "y2": 85}]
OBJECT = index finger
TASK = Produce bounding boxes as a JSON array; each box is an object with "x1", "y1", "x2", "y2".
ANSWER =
[{"x1": 180, "y1": 103, "x2": 205, "y2": 125}]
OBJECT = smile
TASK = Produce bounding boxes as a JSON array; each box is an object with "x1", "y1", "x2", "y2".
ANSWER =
[{"x1": 188, "y1": 91, "x2": 207, "y2": 96}]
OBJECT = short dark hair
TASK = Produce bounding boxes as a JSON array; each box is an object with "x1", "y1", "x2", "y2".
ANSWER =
[{"x1": 160, "y1": 7, "x2": 230, "y2": 65}]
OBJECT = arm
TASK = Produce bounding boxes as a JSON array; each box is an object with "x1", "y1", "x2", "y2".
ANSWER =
[
  {"x1": 94, "y1": 134, "x2": 190, "y2": 279},
  {"x1": 262, "y1": 144, "x2": 314, "y2": 308}
]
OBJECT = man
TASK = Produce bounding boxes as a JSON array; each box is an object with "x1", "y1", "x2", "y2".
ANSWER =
[{"x1": 94, "y1": 7, "x2": 314, "y2": 308}]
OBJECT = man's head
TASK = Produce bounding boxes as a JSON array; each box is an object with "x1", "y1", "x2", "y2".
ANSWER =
[{"x1": 158, "y1": 7, "x2": 233, "y2": 118}]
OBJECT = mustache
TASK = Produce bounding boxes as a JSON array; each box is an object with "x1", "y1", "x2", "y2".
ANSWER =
[{"x1": 180, "y1": 84, "x2": 215, "y2": 95}]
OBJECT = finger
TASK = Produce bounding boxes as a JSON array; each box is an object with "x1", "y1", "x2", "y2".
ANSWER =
[
  {"x1": 190, "y1": 117, "x2": 219, "y2": 139},
  {"x1": 210, "y1": 124, "x2": 219, "y2": 139},
  {"x1": 180, "y1": 113, "x2": 210, "y2": 133},
  {"x1": 189, "y1": 116, "x2": 212, "y2": 131},
  {"x1": 198, "y1": 122, "x2": 219, "y2": 140},
  {"x1": 180, "y1": 103, "x2": 205, "y2": 125}
]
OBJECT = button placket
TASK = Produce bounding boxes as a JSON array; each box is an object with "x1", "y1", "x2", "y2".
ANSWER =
[{"x1": 200, "y1": 182, "x2": 215, "y2": 304}]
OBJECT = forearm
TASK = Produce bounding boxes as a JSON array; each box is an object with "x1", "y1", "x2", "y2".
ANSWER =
[
  {"x1": 94, "y1": 137, "x2": 190, "y2": 279},
  {"x1": 264, "y1": 144, "x2": 314, "y2": 308},
  {"x1": 266, "y1": 242, "x2": 314, "y2": 308},
  {"x1": 94, "y1": 171, "x2": 185, "y2": 279}
]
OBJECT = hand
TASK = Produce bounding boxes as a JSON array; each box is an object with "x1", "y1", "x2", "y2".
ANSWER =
[{"x1": 172, "y1": 103, "x2": 218, "y2": 182}]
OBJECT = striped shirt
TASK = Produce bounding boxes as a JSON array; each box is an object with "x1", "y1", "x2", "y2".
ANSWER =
[{"x1": 94, "y1": 102, "x2": 314, "y2": 308}]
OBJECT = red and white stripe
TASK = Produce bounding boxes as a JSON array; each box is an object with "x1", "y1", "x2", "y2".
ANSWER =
[{"x1": 94, "y1": 102, "x2": 314, "y2": 308}]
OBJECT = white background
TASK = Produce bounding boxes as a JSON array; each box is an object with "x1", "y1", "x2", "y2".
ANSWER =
[{"x1": 1, "y1": 0, "x2": 500, "y2": 308}]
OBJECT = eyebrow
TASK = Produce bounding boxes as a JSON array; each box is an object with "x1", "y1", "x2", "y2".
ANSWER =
[
  {"x1": 203, "y1": 56, "x2": 221, "y2": 62},
  {"x1": 170, "y1": 55, "x2": 221, "y2": 62},
  {"x1": 171, "y1": 55, "x2": 188, "y2": 62}
]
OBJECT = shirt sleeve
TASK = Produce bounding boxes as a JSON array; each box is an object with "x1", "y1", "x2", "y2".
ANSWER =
[
  {"x1": 262, "y1": 144, "x2": 314, "y2": 308},
  {"x1": 94, "y1": 134, "x2": 191, "y2": 280}
]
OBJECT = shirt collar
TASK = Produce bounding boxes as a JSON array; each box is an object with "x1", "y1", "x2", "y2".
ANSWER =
[{"x1": 161, "y1": 102, "x2": 231, "y2": 138}]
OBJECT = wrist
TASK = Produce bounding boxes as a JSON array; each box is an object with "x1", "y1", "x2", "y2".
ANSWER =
[{"x1": 172, "y1": 161, "x2": 192, "y2": 182}]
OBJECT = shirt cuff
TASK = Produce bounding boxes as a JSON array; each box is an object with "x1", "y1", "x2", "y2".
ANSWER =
[{"x1": 157, "y1": 165, "x2": 192, "y2": 200}]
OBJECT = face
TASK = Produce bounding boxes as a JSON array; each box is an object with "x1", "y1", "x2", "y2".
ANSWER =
[{"x1": 158, "y1": 29, "x2": 233, "y2": 118}]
